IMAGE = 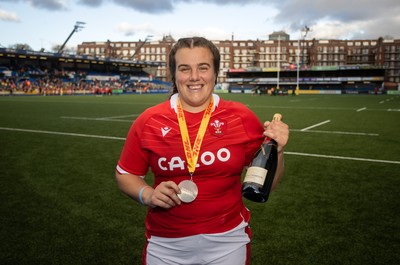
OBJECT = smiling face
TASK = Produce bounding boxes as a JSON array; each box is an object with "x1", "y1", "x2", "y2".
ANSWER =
[{"x1": 174, "y1": 47, "x2": 216, "y2": 113}]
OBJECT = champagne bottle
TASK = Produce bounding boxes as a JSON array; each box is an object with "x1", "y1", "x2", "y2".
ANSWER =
[{"x1": 242, "y1": 113, "x2": 282, "y2": 203}]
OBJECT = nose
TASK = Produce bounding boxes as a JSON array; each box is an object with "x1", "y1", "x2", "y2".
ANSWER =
[{"x1": 190, "y1": 69, "x2": 200, "y2": 81}]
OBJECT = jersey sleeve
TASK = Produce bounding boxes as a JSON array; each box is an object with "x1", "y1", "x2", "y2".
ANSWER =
[
  {"x1": 240, "y1": 105, "x2": 265, "y2": 165},
  {"x1": 116, "y1": 114, "x2": 150, "y2": 176}
]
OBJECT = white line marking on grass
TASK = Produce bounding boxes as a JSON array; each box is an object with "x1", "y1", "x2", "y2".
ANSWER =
[
  {"x1": 61, "y1": 116, "x2": 135, "y2": 122},
  {"x1": 356, "y1": 107, "x2": 366, "y2": 112},
  {"x1": 291, "y1": 129, "x2": 379, "y2": 136},
  {"x1": 286, "y1": 151, "x2": 400, "y2": 165},
  {"x1": 1, "y1": 127, "x2": 396, "y2": 164},
  {"x1": 0, "y1": 127, "x2": 126, "y2": 141},
  {"x1": 387, "y1": 109, "x2": 400, "y2": 112},
  {"x1": 97, "y1": 114, "x2": 140, "y2": 120},
  {"x1": 301, "y1": 120, "x2": 331, "y2": 131}
]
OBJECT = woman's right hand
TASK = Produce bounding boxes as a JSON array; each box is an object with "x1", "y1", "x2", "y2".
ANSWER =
[{"x1": 145, "y1": 181, "x2": 182, "y2": 208}]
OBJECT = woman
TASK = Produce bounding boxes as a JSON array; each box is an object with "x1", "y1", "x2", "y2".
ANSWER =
[{"x1": 115, "y1": 37, "x2": 289, "y2": 265}]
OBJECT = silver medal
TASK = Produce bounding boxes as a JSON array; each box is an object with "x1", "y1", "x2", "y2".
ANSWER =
[{"x1": 177, "y1": 180, "x2": 198, "y2": 203}]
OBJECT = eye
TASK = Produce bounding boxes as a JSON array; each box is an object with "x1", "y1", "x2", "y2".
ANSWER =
[
  {"x1": 199, "y1": 65, "x2": 210, "y2": 72},
  {"x1": 178, "y1": 66, "x2": 190, "y2": 73}
]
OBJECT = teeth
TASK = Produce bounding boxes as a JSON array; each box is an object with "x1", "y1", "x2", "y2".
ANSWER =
[{"x1": 189, "y1": 85, "x2": 202, "y2": 89}]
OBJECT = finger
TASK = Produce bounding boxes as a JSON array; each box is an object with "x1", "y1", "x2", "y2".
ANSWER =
[
  {"x1": 263, "y1": 121, "x2": 271, "y2": 128},
  {"x1": 164, "y1": 185, "x2": 182, "y2": 206},
  {"x1": 153, "y1": 195, "x2": 178, "y2": 208},
  {"x1": 165, "y1": 181, "x2": 183, "y2": 204},
  {"x1": 263, "y1": 122, "x2": 289, "y2": 145},
  {"x1": 152, "y1": 182, "x2": 181, "y2": 208},
  {"x1": 165, "y1": 180, "x2": 181, "y2": 193}
]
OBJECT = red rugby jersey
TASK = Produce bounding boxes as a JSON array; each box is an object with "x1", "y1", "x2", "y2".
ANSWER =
[{"x1": 117, "y1": 94, "x2": 264, "y2": 238}]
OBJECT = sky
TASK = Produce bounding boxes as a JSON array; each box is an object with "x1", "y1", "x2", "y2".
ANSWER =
[{"x1": 0, "y1": 0, "x2": 399, "y2": 52}]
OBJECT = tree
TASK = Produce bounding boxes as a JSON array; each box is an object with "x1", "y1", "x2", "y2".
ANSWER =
[
  {"x1": 9, "y1": 43, "x2": 33, "y2": 51},
  {"x1": 51, "y1": 44, "x2": 76, "y2": 54},
  {"x1": 383, "y1": 35, "x2": 394, "y2": 40}
]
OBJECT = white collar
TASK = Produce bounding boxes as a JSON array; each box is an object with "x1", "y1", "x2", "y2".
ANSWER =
[{"x1": 170, "y1": 93, "x2": 220, "y2": 113}]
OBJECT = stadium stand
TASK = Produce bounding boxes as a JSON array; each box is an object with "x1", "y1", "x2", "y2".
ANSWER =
[{"x1": 0, "y1": 47, "x2": 169, "y2": 96}]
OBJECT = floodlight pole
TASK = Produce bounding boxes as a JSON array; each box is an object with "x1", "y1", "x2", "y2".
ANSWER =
[
  {"x1": 296, "y1": 37, "x2": 300, "y2": 91},
  {"x1": 58, "y1": 21, "x2": 86, "y2": 54},
  {"x1": 132, "y1": 35, "x2": 153, "y2": 61},
  {"x1": 277, "y1": 35, "x2": 281, "y2": 90},
  {"x1": 296, "y1": 26, "x2": 310, "y2": 92},
  {"x1": 301, "y1": 26, "x2": 310, "y2": 66}
]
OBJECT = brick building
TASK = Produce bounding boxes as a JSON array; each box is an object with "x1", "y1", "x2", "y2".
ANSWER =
[{"x1": 77, "y1": 33, "x2": 400, "y2": 88}]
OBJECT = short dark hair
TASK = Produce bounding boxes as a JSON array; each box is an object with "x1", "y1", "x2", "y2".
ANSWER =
[{"x1": 169, "y1": 37, "x2": 220, "y2": 94}]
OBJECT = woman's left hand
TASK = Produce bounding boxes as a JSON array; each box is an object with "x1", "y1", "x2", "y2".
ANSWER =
[{"x1": 263, "y1": 119, "x2": 289, "y2": 153}]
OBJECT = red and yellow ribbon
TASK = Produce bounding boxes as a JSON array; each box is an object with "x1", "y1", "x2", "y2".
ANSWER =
[{"x1": 176, "y1": 97, "x2": 214, "y2": 175}]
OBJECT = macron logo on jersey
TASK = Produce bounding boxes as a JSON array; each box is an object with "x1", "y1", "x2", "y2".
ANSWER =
[{"x1": 161, "y1": 126, "x2": 172, "y2": 137}]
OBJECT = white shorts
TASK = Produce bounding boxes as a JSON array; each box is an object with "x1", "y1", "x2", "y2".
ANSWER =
[{"x1": 145, "y1": 221, "x2": 251, "y2": 265}]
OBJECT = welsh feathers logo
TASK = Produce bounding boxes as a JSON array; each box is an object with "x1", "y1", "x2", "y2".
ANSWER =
[{"x1": 209, "y1": 118, "x2": 226, "y2": 137}]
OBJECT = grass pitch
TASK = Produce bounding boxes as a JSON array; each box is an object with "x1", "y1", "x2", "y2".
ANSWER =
[{"x1": 0, "y1": 93, "x2": 399, "y2": 265}]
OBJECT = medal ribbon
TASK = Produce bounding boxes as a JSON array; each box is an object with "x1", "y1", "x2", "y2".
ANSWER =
[{"x1": 176, "y1": 97, "x2": 214, "y2": 176}]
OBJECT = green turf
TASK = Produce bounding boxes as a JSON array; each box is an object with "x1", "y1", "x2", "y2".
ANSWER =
[{"x1": 0, "y1": 93, "x2": 399, "y2": 265}]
